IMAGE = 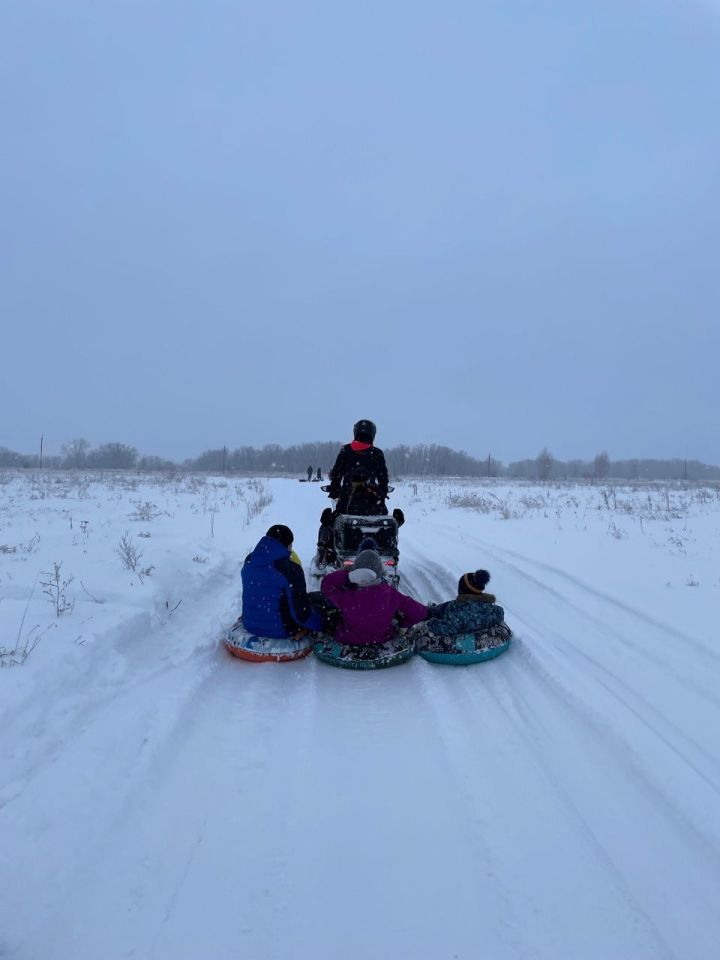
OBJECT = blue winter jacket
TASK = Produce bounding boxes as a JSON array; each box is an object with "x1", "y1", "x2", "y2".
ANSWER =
[
  {"x1": 241, "y1": 536, "x2": 323, "y2": 639},
  {"x1": 424, "y1": 596, "x2": 504, "y2": 636}
]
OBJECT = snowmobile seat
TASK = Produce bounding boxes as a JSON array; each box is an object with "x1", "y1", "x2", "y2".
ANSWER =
[{"x1": 334, "y1": 514, "x2": 398, "y2": 557}]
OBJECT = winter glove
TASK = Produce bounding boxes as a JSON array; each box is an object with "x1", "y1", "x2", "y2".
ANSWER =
[{"x1": 425, "y1": 601, "x2": 450, "y2": 617}]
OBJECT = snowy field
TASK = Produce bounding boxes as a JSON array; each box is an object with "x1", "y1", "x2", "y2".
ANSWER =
[{"x1": 1, "y1": 472, "x2": 719, "y2": 960}]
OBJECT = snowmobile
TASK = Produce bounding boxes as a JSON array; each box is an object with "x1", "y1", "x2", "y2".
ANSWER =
[{"x1": 309, "y1": 485, "x2": 401, "y2": 587}]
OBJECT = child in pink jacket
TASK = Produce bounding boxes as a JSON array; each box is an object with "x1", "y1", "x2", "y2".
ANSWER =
[{"x1": 321, "y1": 549, "x2": 427, "y2": 645}]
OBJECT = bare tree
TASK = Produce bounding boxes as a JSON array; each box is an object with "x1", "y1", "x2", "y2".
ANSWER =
[
  {"x1": 594, "y1": 451, "x2": 610, "y2": 481},
  {"x1": 61, "y1": 438, "x2": 91, "y2": 469},
  {"x1": 536, "y1": 447, "x2": 554, "y2": 481},
  {"x1": 86, "y1": 443, "x2": 138, "y2": 469}
]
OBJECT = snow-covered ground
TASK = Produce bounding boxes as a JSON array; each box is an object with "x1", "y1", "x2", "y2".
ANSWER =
[{"x1": 1, "y1": 472, "x2": 719, "y2": 960}]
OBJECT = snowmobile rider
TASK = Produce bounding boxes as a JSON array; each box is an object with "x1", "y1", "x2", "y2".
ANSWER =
[
  {"x1": 321, "y1": 548, "x2": 428, "y2": 645},
  {"x1": 317, "y1": 419, "x2": 404, "y2": 564},
  {"x1": 329, "y1": 419, "x2": 389, "y2": 514},
  {"x1": 242, "y1": 524, "x2": 325, "y2": 639}
]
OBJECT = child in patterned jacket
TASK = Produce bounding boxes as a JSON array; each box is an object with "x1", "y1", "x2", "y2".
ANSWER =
[{"x1": 424, "y1": 570, "x2": 505, "y2": 635}]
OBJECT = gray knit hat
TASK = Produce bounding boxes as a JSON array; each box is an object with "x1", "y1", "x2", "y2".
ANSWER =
[{"x1": 348, "y1": 549, "x2": 384, "y2": 586}]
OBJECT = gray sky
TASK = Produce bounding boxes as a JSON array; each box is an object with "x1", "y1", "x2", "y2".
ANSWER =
[{"x1": 2, "y1": 0, "x2": 719, "y2": 464}]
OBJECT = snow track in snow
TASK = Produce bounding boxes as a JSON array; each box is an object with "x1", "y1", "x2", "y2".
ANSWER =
[
  {"x1": 401, "y1": 533, "x2": 720, "y2": 959},
  {"x1": 2, "y1": 478, "x2": 720, "y2": 959}
]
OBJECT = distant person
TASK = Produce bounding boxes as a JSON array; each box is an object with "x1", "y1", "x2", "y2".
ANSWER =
[
  {"x1": 242, "y1": 525, "x2": 324, "y2": 639},
  {"x1": 321, "y1": 548, "x2": 427, "y2": 645},
  {"x1": 307, "y1": 465, "x2": 313, "y2": 481},
  {"x1": 316, "y1": 467, "x2": 322, "y2": 481}
]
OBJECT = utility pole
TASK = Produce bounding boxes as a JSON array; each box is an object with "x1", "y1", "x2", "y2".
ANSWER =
[
  {"x1": 222, "y1": 445, "x2": 227, "y2": 473},
  {"x1": 40, "y1": 434, "x2": 44, "y2": 468},
  {"x1": 488, "y1": 453, "x2": 492, "y2": 478}
]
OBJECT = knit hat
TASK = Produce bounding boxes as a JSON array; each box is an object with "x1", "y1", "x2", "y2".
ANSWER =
[
  {"x1": 266, "y1": 524, "x2": 294, "y2": 548},
  {"x1": 458, "y1": 569, "x2": 491, "y2": 596},
  {"x1": 348, "y1": 549, "x2": 384, "y2": 586}
]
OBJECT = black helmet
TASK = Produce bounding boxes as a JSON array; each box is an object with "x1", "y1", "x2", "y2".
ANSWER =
[{"x1": 353, "y1": 419, "x2": 377, "y2": 443}]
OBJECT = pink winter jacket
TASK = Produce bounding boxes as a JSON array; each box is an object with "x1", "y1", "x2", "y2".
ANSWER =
[{"x1": 321, "y1": 569, "x2": 428, "y2": 645}]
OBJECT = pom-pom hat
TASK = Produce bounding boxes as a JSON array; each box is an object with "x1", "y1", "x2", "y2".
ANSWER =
[{"x1": 458, "y1": 569, "x2": 491, "y2": 596}]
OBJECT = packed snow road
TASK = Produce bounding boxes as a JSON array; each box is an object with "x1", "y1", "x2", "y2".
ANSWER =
[{"x1": 1, "y1": 476, "x2": 719, "y2": 959}]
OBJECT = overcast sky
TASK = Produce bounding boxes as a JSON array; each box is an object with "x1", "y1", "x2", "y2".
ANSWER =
[{"x1": 2, "y1": 0, "x2": 719, "y2": 464}]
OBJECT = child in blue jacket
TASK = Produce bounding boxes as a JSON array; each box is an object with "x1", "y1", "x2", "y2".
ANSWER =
[{"x1": 242, "y1": 525, "x2": 324, "y2": 639}]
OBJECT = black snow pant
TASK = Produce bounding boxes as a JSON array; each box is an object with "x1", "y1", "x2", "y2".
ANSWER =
[{"x1": 307, "y1": 590, "x2": 341, "y2": 635}]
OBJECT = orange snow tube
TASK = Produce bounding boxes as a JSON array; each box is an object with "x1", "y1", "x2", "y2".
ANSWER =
[{"x1": 225, "y1": 619, "x2": 313, "y2": 663}]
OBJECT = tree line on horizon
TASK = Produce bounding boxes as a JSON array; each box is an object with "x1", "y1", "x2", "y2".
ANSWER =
[{"x1": 0, "y1": 438, "x2": 719, "y2": 482}]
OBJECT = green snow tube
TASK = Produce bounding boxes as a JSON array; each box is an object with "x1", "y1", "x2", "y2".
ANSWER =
[{"x1": 313, "y1": 633, "x2": 415, "y2": 670}]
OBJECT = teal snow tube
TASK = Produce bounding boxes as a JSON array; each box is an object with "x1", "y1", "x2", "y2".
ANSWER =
[{"x1": 416, "y1": 624, "x2": 512, "y2": 665}]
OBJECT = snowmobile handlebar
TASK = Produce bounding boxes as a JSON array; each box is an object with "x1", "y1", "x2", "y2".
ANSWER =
[{"x1": 321, "y1": 484, "x2": 394, "y2": 496}]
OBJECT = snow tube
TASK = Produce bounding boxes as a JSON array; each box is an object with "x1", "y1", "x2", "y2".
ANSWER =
[
  {"x1": 416, "y1": 623, "x2": 512, "y2": 666},
  {"x1": 313, "y1": 633, "x2": 415, "y2": 670},
  {"x1": 225, "y1": 619, "x2": 313, "y2": 663}
]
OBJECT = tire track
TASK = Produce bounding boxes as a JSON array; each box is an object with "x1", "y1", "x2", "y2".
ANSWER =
[
  {"x1": 398, "y1": 539, "x2": 720, "y2": 959},
  {"x1": 414, "y1": 539, "x2": 720, "y2": 834},
  {"x1": 411, "y1": 533, "x2": 720, "y2": 772},
  {"x1": 390, "y1": 541, "x2": 720, "y2": 830},
  {"x1": 414, "y1": 660, "x2": 680, "y2": 960},
  {"x1": 471, "y1": 535, "x2": 720, "y2": 668},
  {"x1": 0, "y1": 586, "x2": 238, "y2": 811},
  {"x1": 0, "y1": 559, "x2": 246, "y2": 955}
]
